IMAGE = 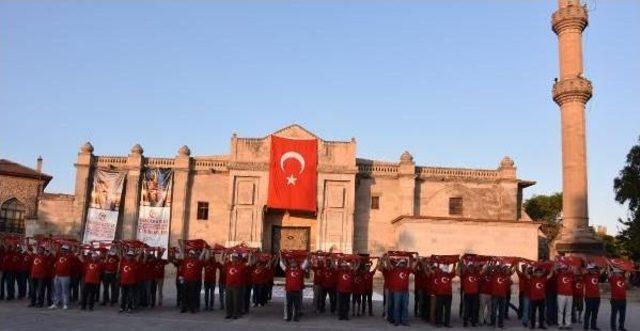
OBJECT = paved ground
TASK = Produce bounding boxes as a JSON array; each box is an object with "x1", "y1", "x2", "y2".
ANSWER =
[{"x1": 1, "y1": 286, "x2": 639, "y2": 331}]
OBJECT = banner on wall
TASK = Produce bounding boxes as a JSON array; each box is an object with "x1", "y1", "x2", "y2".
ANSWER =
[
  {"x1": 83, "y1": 169, "x2": 127, "y2": 244},
  {"x1": 136, "y1": 168, "x2": 173, "y2": 251}
]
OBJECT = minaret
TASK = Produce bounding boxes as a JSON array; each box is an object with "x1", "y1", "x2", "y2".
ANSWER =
[{"x1": 551, "y1": 0, "x2": 602, "y2": 254}]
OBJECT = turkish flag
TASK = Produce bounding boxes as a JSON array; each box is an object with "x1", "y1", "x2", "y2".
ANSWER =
[{"x1": 267, "y1": 136, "x2": 318, "y2": 212}]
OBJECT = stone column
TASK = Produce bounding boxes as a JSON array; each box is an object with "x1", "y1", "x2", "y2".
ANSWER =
[
  {"x1": 121, "y1": 144, "x2": 144, "y2": 239},
  {"x1": 398, "y1": 151, "x2": 416, "y2": 216},
  {"x1": 169, "y1": 145, "x2": 192, "y2": 247},
  {"x1": 73, "y1": 142, "x2": 94, "y2": 238},
  {"x1": 551, "y1": 0, "x2": 602, "y2": 253}
]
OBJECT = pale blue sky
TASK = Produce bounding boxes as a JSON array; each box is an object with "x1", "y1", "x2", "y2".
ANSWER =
[{"x1": 1, "y1": 1, "x2": 638, "y2": 234}]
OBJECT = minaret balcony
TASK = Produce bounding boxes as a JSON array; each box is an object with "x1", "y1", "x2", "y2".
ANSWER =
[
  {"x1": 552, "y1": 5, "x2": 588, "y2": 34},
  {"x1": 552, "y1": 77, "x2": 593, "y2": 106}
]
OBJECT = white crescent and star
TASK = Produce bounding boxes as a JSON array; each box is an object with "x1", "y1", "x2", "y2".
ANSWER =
[
  {"x1": 497, "y1": 277, "x2": 505, "y2": 284},
  {"x1": 535, "y1": 282, "x2": 543, "y2": 289},
  {"x1": 399, "y1": 272, "x2": 407, "y2": 280},
  {"x1": 229, "y1": 267, "x2": 238, "y2": 275},
  {"x1": 616, "y1": 280, "x2": 625, "y2": 288},
  {"x1": 591, "y1": 278, "x2": 598, "y2": 285},
  {"x1": 562, "y1": 277, "x2": 570, "y2": 284},
  {"x1": 441, "y1": 277, "x2": 450, "y2": 284},
  {"x1": 280, "y1": 151, "x2": 306, "y2": 186}
]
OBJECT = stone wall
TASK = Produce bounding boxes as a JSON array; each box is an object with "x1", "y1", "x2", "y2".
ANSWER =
[
  {"x1": 0, "y1": 175, "x2": 42, "y2": 219},
  {"x1": 31, "y1": 193, "x2": 76, "y2": 236}
]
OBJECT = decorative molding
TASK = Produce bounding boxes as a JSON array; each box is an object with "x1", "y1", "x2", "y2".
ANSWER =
[
  {"x1": 552, "y1": 5, "x2": 588, "y2": 34},
  {"x1": 552, "y1": 77, "x2": 593, "y2": 106}
]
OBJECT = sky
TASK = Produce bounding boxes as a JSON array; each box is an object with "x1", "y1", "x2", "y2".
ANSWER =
[{"x1": 1, "y1": 1, "x2": 638, "y2": 234}]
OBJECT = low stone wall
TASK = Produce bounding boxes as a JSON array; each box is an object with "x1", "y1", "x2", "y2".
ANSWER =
[{"x1": 30, "y1": 192, "x2": 77, "y2": 237}]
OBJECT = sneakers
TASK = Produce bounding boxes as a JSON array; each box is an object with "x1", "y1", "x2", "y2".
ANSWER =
[{"x1": 48, "y1": 304, "x2": 57, "y2": 309}]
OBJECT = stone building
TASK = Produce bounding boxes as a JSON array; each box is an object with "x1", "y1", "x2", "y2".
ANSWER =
[
  {"x1": 0, "y1": 158, "x2": 52, "y2": 234},
  {"x1": 41, "y1": 124, "x2": 541, "y2": 260}
]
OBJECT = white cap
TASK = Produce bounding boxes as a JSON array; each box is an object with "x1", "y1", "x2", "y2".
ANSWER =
[
  {"x1": 61, "y1": 245, "x2": 70, "y2": 250},
  {"x1": 126, "y1": 250, "x2": 135, "y2": 255}
]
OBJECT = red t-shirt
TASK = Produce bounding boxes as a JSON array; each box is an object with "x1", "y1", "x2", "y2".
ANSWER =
[
  {"x1": 30, "y1": 254, "x2": 50, "y2": 279},
  {"x1": 479, "y1": 274, "x2": 492, "y2": 295},
  {"x1": 363, "y1": 270, "x2": 375, "y2": 292},
  {"x1": 225, "y1": 262, "x2": 245, "y2": 287},
  {"x1": 153, "y1": 260, "x2": 167, "y2": 279},
  {"x1": 517, "y1": 271, "x2": 530, "y2": 296},
  {"x1": 285, "y1": 267, "x2": 305, "y2": 292},
  {"x1": 433, "y1": 269, "x2": 453, "y2": 295},
  {"x1": 119, "y1": 259, "x2": 138, "y2": 285},
  {"x1": 217, "y1": 263, "x2": 226, "y2": 284},
  {"x1": 251, "y1": 266, "x2": 270, "y2": 285},
  {"x1": 312, "y1": 267, "x2": 324, "y2": 285},
  {"x1": 18, "y1": 253, "x2": 32, "y2": 272},
  {"x1": 462, "y1": 271, "x2": 480, "y2": 294},
  {"x1": 83, "y1": 261, "x2": 103, "y2": 284},
  {"x1": 103, "y1": 255, "x2": 119, "y2": 273},
  {"x1": 556, "y1": 272, "x2": 574, "y2": 296},
  {"x1": 529, "y1": 275, "x2": 547, "y2": 300},
  {"x1": 204, "y1": 261, "x2": 217, "y2": 283},
  {"x1": 387, "y1": 267, "x2": 412, "y2": 292},
  {"x1": 54, "y1": 253, "x2": 74, "y2": 277},
  {"x1": 609, "y1": 274, "x2": 626, "y2": 300},
  {"x1": 321, "y1": 268, "x2": 337, "y2": 289},
  {"x1": 181, "y1": 258, "x2": 203, "y2": 282},
  {"x1": 583, "y1": 273, "x2": 600, "y2": 298},
  {"x1": 573, "y1": 276, "x2": 584, "y2": 298},
  {"x1": 353, "y1": 271, "x2": 365, "y2": 294},
  {"x1": 336, "y1": 269, "x2": 354, "y2": 293},
  {"x1": 2, "y1": 252, "x2": 17, "y2": 271},
  {"x1": 415, "y1": 272, "x2": 424, "y2": 291},
  {"x1": 491, "y1": 272, "x2": 510, "y2": 297}
]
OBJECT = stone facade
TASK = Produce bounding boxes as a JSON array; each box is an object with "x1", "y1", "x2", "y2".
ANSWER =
[{"x1": 55, "y1": 124, "x2": 541, "y2": 260}]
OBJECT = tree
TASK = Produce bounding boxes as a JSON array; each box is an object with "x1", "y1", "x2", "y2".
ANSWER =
[
  {"x1": 613, "y1": 135, "x2": 640, "y2": 261},
  {"x1": 524, "y1": 192, "x2": 563, "y2": 243}
]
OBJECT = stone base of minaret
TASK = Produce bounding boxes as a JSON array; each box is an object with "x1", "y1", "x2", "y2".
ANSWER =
[{"x1": 555, "y1": 224, "x2": 603, "y2": 255}]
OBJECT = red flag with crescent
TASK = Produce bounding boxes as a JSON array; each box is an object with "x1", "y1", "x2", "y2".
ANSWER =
[{"x1": 267, "y1": 135, "x2": 318, "y2": 212}]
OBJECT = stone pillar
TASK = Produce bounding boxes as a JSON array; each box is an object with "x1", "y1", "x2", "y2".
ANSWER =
[
  {"x1": 121, "y1": 144, "x2": 143, "y2": 239},
  {"x1": 551, "y1": 0, "x2": 602, "y2": 253},
  {"x1": 169, "y1": 145, "x2": 192, "y2": 247},
  {"x1": 398, "y1": 151, "x2": 416, "y2": 216},
  {"x1": 73, "y1": 142, "x2": 94, "y2": 238}
]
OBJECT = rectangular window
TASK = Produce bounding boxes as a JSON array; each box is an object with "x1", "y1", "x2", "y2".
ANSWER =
[
  {"x1": 449, "y1": 197, "x2": 463, "y2": 215},
  {"x1": 371, "y1": 196, "x2": 380, "y2": 210},
  {"x1": 197, "y1": 202, "x2": 209, "y2": 220}
]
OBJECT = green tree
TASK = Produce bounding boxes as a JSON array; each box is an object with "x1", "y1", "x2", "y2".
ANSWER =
[
  {"x1": 613, "y1": 135, "x2": 640, "y2": 261},
  {"x1": 524, "y1": 192, "x2": 563, "y2": 243}
]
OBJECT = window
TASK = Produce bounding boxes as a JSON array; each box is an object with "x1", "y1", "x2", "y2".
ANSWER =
[
  {"x1": 0, "y1": 198, "x2": 26, "y2": 234},
  {"x1": 371, "y1": 196, "x2": 380, "y2": 210},
  {"x1": 197, "y1": 202, "x2": 209, "y2": 220},
  {"x1": 449, "y1": 197, "x2": 463, "y2": 216}
]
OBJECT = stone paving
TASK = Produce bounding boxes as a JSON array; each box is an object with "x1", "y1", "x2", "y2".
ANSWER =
[{"x1": 0, "y1": 286, "x2": 638, "y2": 331}]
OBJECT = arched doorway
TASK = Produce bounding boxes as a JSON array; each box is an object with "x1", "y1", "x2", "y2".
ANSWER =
[{"x1": 0, "y1": 198, "x2": 26, "y2": 234}]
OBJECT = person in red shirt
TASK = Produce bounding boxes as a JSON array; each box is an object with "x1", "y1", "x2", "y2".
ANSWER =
[
  {"x1": 0, "y1": 243, "x2": 18, "y2": 301},
  {"x1": 280, "y1": 252, "x2": 310, "y2": 322},
  {"x1": 310, "y1": 255, "x2": 325, "y2": 313},
  {"x1": 251, "y1": 254, "x2": 276, "y2": 307},
  {"x1": 320, "y1": 256, "x2": 337, "y2": 314},
  {"x1": 79, "y1": 251, "x2": 102, "y2": 310},
  {"x1": 351, "y1": 263, "x2": 366, "y2": 317},
  {"x1": 28, "y1": 245, "x2": 51, "y2": 307},
  {"x1": 335, "y1": 257, "x2": 360, "y2": 321},
  {"x1": 489, "y1": 263, "x2": 515, "y2": 328},
  {"x1": 151, "y1": 249, "x2": 167, "y2": 308},
  {"x1": 101, "y1": 248, "x2": 120, "y2": 306},
  {"x1": 524, "y1": 265, "x2": 554, "y2": 329},
  {"x1": 174, "y1": 245, "x2": 207, "y2": 314},
  {"x1": 360, "y1": 257, "x2": 378, "y2": 316},
  {"x1": 572, "y1": 272, "x2": 584, "y2": 325},
  {"x1": 383, "y1": 254, "x2": 418, "y2": 326},
  {"x1": 607, "y1": 266, "x2": 629, "y2": 331},
  {"x1": 461, "y1": 262, "x2": 482, "y2": 327},
  {"x1": 555, "y1": 264, "x2": 576, "y2": 329},
  {"x1": 118, "y1": 249, "x2": 141, "y2": 313},
  {"x1": 431, "y1": 261, "x2": 456, "y2": 328},
  {"x1": 49, "y1": 244, "x2": 75, "y2": 310},
  {"x1": 216, "y1": 253, "x2": 226, "y2": 310},
  {"x1": 223, "y1": 251, "x2": 252, "y2": 319},
  {"x1": 517, "y1": 263, "x2": 533, "y2": 327},
  {"x1": 582, "y1": 264, "x2": 601, "y2": 330},
  {"x1": 203, "y1": 253, "x2": 218, "y2": 311},
  {"x1": 16, "y1": 247, "x2": 31, "y2": 300}
]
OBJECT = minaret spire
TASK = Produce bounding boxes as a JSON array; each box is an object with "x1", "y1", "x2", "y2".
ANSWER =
[{"x1": 551, "y1": 0, "x2": 602, "y2": 253}]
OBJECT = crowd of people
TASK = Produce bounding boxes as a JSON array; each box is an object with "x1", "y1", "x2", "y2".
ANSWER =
[{"x1": 0, "y1": 234, "x2": 639, "y2": 330}]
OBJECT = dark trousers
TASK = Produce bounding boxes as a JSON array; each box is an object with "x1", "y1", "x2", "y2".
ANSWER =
[
  {"x1": 16, "y1": 271, "x2": 28, "y2": 298},
  {"x1": 1, "y1": 270, "x2": 15, "y2": 299},
  {"x1": 435, "y1": 294, "x2": 452, "y2": 326},
  {"x1": 320, "y1": 287, "x2": 336, "y2": 313},
  {"x1": 610, "y1": 299, "x2": 626, "y2": 330},
  {"x1": 44, "y1": 277, "x2": 53, "y2": 305},
  {"x1": 583, "y1": 297, "x2": 600, "y2": 329},
  {"x1": 182, "y1": 280, "x2": 199, "y2": 313},
  {"x1": 70, "y1": 276, "x2": 80, "y2": 302},
  {"x1": 491, "y1": 295, "x2": 506, "y2": 327},
  {"x1": 225, "y1": 286, "x2": 242, "y2": 318},
  {"x1": 120, "y1": 284, "x2": 135, "y2": 311},
  {"x1": 530, "y1": 299, "x2": 546, "y2": 328},
  {"x1": 351, "y1": 293, "x2": 362, "y2": 315},
  {"x1": 337, "y1": 292, "x2": 351, "y2": 320},
  {"x1": 175, "y1": 279, "x2": 183, "y2": 307},
  {"x1": 243, "y1": 285, "x2": 251, "y2": 313},
  {"x1": 101, "y1": 272, "x2": 118, "y2": 304},
  {"x1": 252, "y1": 283, "x2": 267, "y2": 306},
  {"x1": 546, "y1": 294, "x2": 557, "y2": 325},
  {"x1": 81, "y1": 283, "x2": 98, "y2": 309},
  {"x1": 204, "y1": 281, "x2": 215, "y2": 309},
  {"x1": 218, "y1": 282, "x2": 225, "y2": 309},
  {"x1": 362, "y1": 291, "x2": 373, "y2": 315},
  {"x1": 572, "y1": 296, "x2": 584, "y2": 323},
  {"x1": 286, "y1": 290, "x2": 302, "y2": 321},
  {"x1": 30, "y1": 277, "x2": 46, "y2": 306},
  {"x1": 464, "y1": 293, "x2": 479, "y2": 325},
  {"x1": 149, "y1": 279, "x2": 158, "y2": 307}
]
